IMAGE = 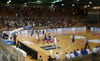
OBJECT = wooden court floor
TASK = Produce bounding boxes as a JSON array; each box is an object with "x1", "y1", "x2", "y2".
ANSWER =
[{"x1": 16, "y1": 30, "x2": 100, "y2": 61}]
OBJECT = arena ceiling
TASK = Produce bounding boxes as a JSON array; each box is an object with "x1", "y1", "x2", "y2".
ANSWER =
[{"x1": 0, "y1": 0, "x2": 100, "y2": 8}]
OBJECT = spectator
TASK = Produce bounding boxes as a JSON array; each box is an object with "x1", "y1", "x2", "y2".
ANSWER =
[
  {"x1": 77, "y1": 49, "x2": 82, "y2": 57},
  {"x1": 96, "y1": 45, "x2": 100, "y2": 53},
  {"x1": 92, "y1": 47, "x2": 97, "y2": 53},
  {"x1": 98, "y1": 45, "x2": 100, "y2": 52},
  {"x1": 70, "y1": 52, "x2": 75, "y2": 58},
  {"x1": 39, "y1": 55, "x2": 43, "y2": 61},
  {"x1": 65, "y1": 52, "x2": 70, "y2": 60},
  {"x1": 48, "y1": 55, "x2": 53, "y2": 61},
  {"x1": 0, "y1": 17, "x2": 75, "y2": 28},
  {"x1": 81, "y1": 48, "x2": 85, "y2": 56},
  {"x1": 74, "y1": 50, "x2": 78, "y2": 57},
  {"x1": 86, "y1": 48, "x2": 91, "y2": 54},
  {"x1": 84, "y1": 48, "x2": 88, "y2": 55},
  {"x1": 92, "y1": 47, "x2": 98, "y2": 57},
  {"x1": 55, "y1": 52, "x2": 60, "y2": 60}
]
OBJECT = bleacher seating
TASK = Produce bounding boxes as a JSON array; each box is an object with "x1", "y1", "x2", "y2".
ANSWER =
[
  {"x1": 0, "y1": 48, "x2": 16, "y2": 61},
  {"x1": 0, "y1": 37, "x2": 25, "y2": 61}
]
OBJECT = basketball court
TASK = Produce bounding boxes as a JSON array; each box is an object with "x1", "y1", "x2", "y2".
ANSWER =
[{"x1": 16, "y1": 30, "x2": 100, "y2": 61}]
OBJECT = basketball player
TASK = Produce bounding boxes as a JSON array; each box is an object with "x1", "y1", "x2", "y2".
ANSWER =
[
  {"x1": 44, "y1": 34, "x2": 47, "y2": 41},
  {"x1": 54, "y1": 36, "x2": 58, "y2": 48},
  {"x1": 40, "y1": 30, "x2": 43, "y2": 38},
  {"x1": 43, "y1": 34, "x2": 48, "y2": 44},
  {"x1": 48, "y1": 33, "x2": 52, "y2": 43},
  {"x1": 72, "y1": 34, "x2": 75, "y2": 45},
  {"x1": 36, "y1": 32, "x2": 40, "y2": 43}
]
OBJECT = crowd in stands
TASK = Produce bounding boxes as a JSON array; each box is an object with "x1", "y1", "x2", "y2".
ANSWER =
[
  {"x1": 0, "y1": 18, "x2": 75, "y2": 29},
  {"x1": 0, "y1": 8, "x2": 76, "y2": 29},
  {"x1": 39, "y1": 45, "x2": 100, "y2": 61}
]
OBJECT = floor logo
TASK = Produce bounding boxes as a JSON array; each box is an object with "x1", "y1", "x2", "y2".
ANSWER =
[
  {"x1": 88, "y1": 39, "x2": 100, "y2": 43},
  {"x1": 92, "y1": 34, "x2": 100, "y2": 36},
  {"x1": 70, "y1": 36, "x2": 85, "y2": 39},
  {"x1": 41, "y1": 45, "x2": 60, "y2": 50}
]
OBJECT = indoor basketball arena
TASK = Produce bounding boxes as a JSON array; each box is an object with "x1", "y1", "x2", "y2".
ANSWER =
[{"x1": 0, "y1": 0, "x2": 100, "y2": 61}]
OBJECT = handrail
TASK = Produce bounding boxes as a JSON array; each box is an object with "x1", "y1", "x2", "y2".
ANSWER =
[{"x1": 0, "y1": 37, "x2": 25, "y2": 61}]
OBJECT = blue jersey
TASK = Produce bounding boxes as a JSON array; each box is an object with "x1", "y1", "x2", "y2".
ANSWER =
[
  {"x1": 74, "y1": 52, "x2": 78, "y2": 57},
  {"x1": 48, "y1": 35, "x2": 51, "y2": 41},
  {"x1": 81, "y1": 50, "x2": 85, "y2": 55},
  {"x1": 31, "y1": 31, "x2": 34, "y2": 36},
  {"x1": 72, "y1": 35, "x2": 75, "y2": 42},
  {"x1": 49, "y1": 36, "x2": 51, "y2": 39},
  {"x1": 44, "y1": 34, "x2": 47, "y2": 41},
  {"x1": 84, "y1": 50, "x2": 88, "y2": 55}
]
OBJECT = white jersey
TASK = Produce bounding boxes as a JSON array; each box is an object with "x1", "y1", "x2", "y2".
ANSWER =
[
  {"x1": 77, "y1": 50, "x2": 82, "y2": 57},
  {"x1": 86, "y1": 49, "x2": 91, "y2": 54},
  {"x1": 70, "y1": 53, "x2": 75, "y2": 58},
  {"x1": 36, "y1": 33, "x2": 39, "y2": 39},
  {"x1": 84, "y1": 36, "x2": 87, "y2": 43},
  {"x1": 92, "y1": 47, "x2": 97, "y2": 53},
  {"x1": 54, "y1": 37, "x2": 57, "y2": 44},
  {"x1": 97, "y1": 47, "x2": 100, "y2": 53},
  {"x1": 55, "y1": 54, "x2": 60, "y2": 59},
  {"x1": 65, "y1": 54, "x2": 70, "y2": 60}
]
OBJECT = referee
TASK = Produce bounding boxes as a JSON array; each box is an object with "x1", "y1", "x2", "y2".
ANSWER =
[{"x1": 84, "y1": 36, "x2": 90, "y2": 49}]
